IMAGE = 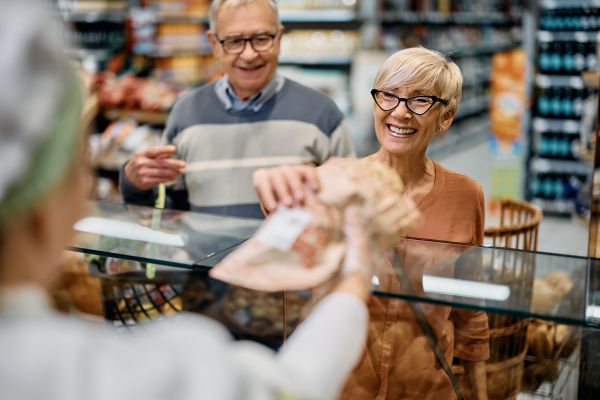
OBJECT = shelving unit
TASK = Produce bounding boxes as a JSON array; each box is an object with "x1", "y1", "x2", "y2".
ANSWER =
[{"x1": 526, "y1": 0, "x2": 598, "y2": 217}]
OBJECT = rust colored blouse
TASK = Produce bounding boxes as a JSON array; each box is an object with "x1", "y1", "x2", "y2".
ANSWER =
[{"x1": 340, "y1": 161, "x2": 489, "y2": 400}]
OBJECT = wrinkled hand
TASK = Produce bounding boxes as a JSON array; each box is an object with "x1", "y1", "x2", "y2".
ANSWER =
[
  {"x1": 124, "y1": 145, "x2": 185, "y2": 191},
  {"x1": 253, "y1": 164, "x2": 320, "y2": 215}
]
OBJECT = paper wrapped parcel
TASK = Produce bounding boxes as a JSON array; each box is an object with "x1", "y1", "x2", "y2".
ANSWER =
[{"x1": 209, "y1": 157, "x2": 421, "y2": 291}]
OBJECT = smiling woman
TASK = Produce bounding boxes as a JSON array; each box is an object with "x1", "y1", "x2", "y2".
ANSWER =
[{"x1": 253, "y1": 46, "x2": 490, "y2": 400}]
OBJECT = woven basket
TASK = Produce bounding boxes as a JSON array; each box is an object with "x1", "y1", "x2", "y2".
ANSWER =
[{"x1": 452, "y1": 198, "x2": 542, "y2": 399}]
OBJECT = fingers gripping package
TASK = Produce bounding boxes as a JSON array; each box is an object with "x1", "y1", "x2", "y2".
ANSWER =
[{"x1": 209, "y1": 157, "x2": 421, "y2": 292}]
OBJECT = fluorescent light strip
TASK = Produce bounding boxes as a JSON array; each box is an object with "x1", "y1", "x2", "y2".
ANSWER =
[
  {"x1": 422, "y1": 275, "x2": 511, "y2": 301},
  {"x1": 74, "y1": 217, "x2": 185, "y2": 247}
]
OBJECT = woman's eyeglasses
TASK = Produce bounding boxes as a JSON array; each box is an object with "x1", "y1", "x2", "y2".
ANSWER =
[
  {"x1": 217, "y1": 32, "x2": 278, "y2": 54},
  {"x1": 371, "y1": 89, "x2": 448, "y2": 115}
]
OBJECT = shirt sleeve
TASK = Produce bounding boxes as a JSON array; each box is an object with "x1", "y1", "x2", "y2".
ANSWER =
[
  {"x1": 229, "y1": 292, "x2": 369, "y2": 400},
  {"x1": 329, "y1": 121, "x2": 356, "y2": 158}
]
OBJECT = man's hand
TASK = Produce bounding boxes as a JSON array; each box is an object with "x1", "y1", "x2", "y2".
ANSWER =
[
  {"x1": 253, "y1": 164, "x2": 319, "y2": 215},
  {"x1": 124, "y1": 145, "x2": 185, "y2": 191}
]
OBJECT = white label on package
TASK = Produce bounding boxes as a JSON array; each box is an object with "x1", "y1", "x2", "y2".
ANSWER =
[{"x1": 255, "y1": 207, "x2": 311, "y2": 251}]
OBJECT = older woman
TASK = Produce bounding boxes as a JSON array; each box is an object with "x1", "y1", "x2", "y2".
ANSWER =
[
  {"x1": 254, "y1": 47, "x2": 490, "y2": 399},
  {"x1": 0, "y1": 2, "x2": 379, "y2": 399}
]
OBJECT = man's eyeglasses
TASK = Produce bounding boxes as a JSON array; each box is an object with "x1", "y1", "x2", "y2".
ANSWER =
[
  {"x1": 217, "y1": 32, "x2": 278, "y2": 54},
  {"x1": 371, "y1": 89, "x2": 448, "y2": 115}
]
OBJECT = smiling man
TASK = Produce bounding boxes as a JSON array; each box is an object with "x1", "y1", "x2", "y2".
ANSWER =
[{"x1": 120, "y1": 0, "x2": 355, "y2": 219}]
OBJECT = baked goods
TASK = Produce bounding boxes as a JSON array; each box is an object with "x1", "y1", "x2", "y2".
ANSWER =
[
  {"x1": 210, "y1": 157, "x2": 420, "y2": 291},
  {"x1": 531, "y1": 271, "x2": 573, "y2": 310}
]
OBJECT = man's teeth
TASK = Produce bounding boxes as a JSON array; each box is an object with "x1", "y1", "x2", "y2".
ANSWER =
[{"x1": 388, "y1": 125, "x2": 416, "y2": 135}]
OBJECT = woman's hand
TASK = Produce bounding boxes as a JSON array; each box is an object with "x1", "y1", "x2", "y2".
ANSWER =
[
  {"x1": 253, "y1": 164, "x2": 320, "y2": 215},
  {"x1": 332, "y1": 205, "x2": 379, "y2": 302}
]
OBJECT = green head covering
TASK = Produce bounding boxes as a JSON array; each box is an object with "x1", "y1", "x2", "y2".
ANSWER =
[
  {"x1": 0, "y1": 1, "x2": 84, "y2": 225},
  {"x1": 0, "y1": 70, "x2": 82, "y2": 222}
]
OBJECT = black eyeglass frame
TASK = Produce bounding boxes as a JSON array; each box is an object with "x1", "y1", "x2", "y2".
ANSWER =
[
  {"x1": 216, "y1": 32, "x2": 279, "y2": 55},
  {"x1": 370, "y1": 89, "x2": 449, "y2": 115}
]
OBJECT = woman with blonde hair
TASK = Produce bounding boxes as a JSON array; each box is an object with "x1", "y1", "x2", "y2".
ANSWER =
[{"x1": 254, "y1": 46, "x2": 490, "y2": 399}]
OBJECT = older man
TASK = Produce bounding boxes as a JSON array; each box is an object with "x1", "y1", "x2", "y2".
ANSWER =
[{"x1": 120, "y1": 0, "x2": 355, "y2": 218}]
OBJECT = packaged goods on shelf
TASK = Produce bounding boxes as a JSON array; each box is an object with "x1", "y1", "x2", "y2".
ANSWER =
[
  {"x1": 281, "y1": 29, "x2": 359, "y2": 61},
  {"x1": 278, "y1": 0, "x2": 357, "y2": 11},
  {"x1": 96, "y1": 73, "x2": 180, "y2": 111},
  {"x1": 154, "y1": 54, "x2": 221, "y2": 85},
  {"x1": 155, "y1": 23, "x2": 211, "y2": 55},
  {"x1": 58, "y1": 0, "x2": 127, "y2": 13},
  {"x1": 153, "y1": 0, "x2": 209, "y2": 19}
]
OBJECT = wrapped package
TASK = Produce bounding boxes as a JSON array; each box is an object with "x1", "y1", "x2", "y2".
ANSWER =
[{"x1": 209, "y1": 157, "x2": 420, "y2": 291}]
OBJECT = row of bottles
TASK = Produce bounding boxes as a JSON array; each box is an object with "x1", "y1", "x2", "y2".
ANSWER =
[
  {"x1": 538, "y1": 41, "x2": 597, "y2": 74},
  {"x1": 540, "y1": 8, "x2": 600, "y2": 31},
  {"x1": 529, "y1": 174, "x2": 585, "y2": 200},
  {"x1": 537, "y1": 134, "x2": 578, "y2": 159},
  {"x1": 536, "y1": 87, "x2": 592, "y2": 118}
]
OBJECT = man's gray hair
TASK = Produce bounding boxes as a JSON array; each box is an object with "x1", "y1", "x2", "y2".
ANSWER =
[{"x1": 209, "y1": 0, "x2": 279, "y2": 33}]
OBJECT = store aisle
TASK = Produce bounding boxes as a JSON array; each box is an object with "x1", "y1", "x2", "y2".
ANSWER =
[{"x1": 436, "y1": 140, "x2": 589, "y2": 257}]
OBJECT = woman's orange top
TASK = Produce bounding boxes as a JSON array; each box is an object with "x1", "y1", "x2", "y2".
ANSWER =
[{"x1": 340, "y1": 161, "x2": 489, "y2": 399}]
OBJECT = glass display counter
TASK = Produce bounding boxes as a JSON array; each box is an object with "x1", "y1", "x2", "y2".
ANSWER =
[{"x1": 67, "y1": 201, "x2": 600, "y2": 398}]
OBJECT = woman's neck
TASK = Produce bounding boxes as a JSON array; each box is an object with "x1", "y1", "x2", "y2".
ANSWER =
[{"x1": 372, "y1": 149, "x2": 436, "y2": 201}]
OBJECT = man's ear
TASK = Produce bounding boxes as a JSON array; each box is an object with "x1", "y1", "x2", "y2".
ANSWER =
[
  {"x1": 439, "y1": 109, "x2": 455, "y2": 133},
  {"x1": 206, "y1": 31, "x2": 220, "y2": 59}
]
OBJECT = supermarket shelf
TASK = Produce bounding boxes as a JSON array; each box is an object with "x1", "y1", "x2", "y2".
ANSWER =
[
  {"x1": 536, "y1": 74, "x2": 585, "y2": 89},
  {"x1": 279, "y1": 55, "x2": 352, "y2": 66},
  {"x1": 428, "y1": 121, "x2": 490, "y2": 159},
  {"x1": 531, "y1": 198, "x2": 575, "y2": 215},
  {"x1": 454, "y1": 103, "x2": 489, "y2": 121},
  {"x1": 151, "y1": 48, "x2": 212, "y2": 58},
  {"x1": 542, "y1": 0, "x2": 600, "y2": 9},
  {"x1": 154, "y1": 15, "x2": 208, "y2": 24},
  {"x1": 463, "y1": 77, "x2": 491, "y2": 88},
  {"x1": 65, "y1": 47, "x2": 111, "y2": 60},
  {"x1": 381, "y1": 11, "x2": 519, "y2": 25},
  {"x1": 436, "y1": 43, "x2": 521, "y2": 58},
  {"x1": 530, "y1": 157, "x2": 591, "y2": 176},
  {"x1": 279, "y1": 9, "x2": 357, "y2": 23},
  {"x1": 59, "y1": 10, "x2": 128, "y2": 23},
  {"x1": 538, "y1": 30, "x2": 600, "y2": 43},
  {"x1": 103, "y1": 109, "x2": 169, "y2": 125},
  {"x1": 533, "y1": 118, "x2": 580, "y2": 134}
]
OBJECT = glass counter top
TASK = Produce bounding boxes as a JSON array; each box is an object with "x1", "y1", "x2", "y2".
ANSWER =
[{"x1": 70, "y1": 201, "x2": 600, "y2": 328}]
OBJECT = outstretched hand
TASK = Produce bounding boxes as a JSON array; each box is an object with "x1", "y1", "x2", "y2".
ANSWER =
[
  {"x1": 124, "y1": 145, "x2": 185, "y2": 191},
  {"x1": 253, "y1": 164, "x2": 320, "y2": 215}
]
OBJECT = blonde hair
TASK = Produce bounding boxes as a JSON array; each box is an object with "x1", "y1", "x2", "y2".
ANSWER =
[{"x1": 373, "y1": 47, "x2": 463, "y2": 123}]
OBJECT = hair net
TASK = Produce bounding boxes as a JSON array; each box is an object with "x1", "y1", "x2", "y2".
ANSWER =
[{"x1": 0, "y1": 1, "x2": 82, "y2": 221}]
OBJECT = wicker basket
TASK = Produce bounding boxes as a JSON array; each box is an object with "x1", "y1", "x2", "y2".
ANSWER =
[{"x1": 452, "y1": 198, "x2": 542, "y2": 399}]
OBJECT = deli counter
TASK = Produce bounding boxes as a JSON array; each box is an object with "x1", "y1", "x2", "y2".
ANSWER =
[{"x1": 64, "y1": 201, "x2": 600, "y2": 399}]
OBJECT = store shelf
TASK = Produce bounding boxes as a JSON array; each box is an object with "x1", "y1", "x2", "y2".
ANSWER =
[
  {"x1": 530, "y1": 157, "x2": 591, "y2": 176},
  {"x1": 436, "y1": 43, "x2": 521, "y2": 58},
  {"x1": 103, "y1": 109, "x2": 169, "y2": 125},
  {"x1": 151, "y1": 48, "x2": 212, "y2": 58},
  {"x1": 531, "y1": 198, "x2": 575, "y2": 215},
  {"x1": 538, "y1": 30, "x2": 600, "y2": 43},
  {"x1": 542, "y1": 0, "x2": 600, "y2": 9},
  {"x1": 381, "y1": 11, "x2": 518, "y2": 25},
  {"x1": 154, "y1": 15, "x2": 208, "y2": 24},
  {"x1": 533, "y1": 118, "x2": 581, "y2": 134},
  {"x1": 279, "y1": 9, "x2": 357, "y2": 23},
  {"x1": 454, "y1": 103, "x2": 489, "y2": 121},
  {"x1": 279, "y1": 55, "x2": 352, "y2": 66},
  {"x1": 59, "y1": 10, "x2": 128, "y2": 23},
  {"x1": 536, "y1": 74, "x2": 585, "y2": 89}
]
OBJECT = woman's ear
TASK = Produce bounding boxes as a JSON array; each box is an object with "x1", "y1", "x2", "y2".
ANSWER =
[{"x1": 438, "y1": 109, "x2": 455, "y2": 133}]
